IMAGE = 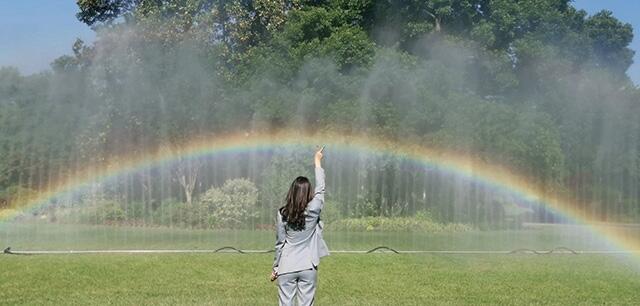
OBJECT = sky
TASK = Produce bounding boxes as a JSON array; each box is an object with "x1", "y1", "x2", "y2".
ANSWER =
[
  {"x1": 0, "y1": 1, "x2": 95, "y2": 75},
  {"x1": 0, "y1": 1, "x2": 638, "y2": 84}
]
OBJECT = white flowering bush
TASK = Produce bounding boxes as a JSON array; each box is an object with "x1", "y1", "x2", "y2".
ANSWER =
[{"x1": 199, "y1": 178, "x2": 259, "y2": 229}]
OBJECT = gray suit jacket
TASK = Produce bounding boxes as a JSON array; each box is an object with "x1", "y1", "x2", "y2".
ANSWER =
[{"x1": 273, "y1": 167, "x2": 329, "y2": 275}]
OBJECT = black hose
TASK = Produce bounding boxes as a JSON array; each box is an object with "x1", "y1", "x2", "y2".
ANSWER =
[
  {"x1": 1, "y1": 246, "x2": 580, "y2": 255},
  {"x1": 509, "y1": 247, "x2": 578, "y2": 255},
  {"x1": 3, "y1": 247, "x2": 32, "y2": 256},
  {"x1": 366, "y1": 246, "x2": 400, "y2": 254},
  {"x1": 213, "y1": 246, "x2": 246, "y2": 254}
]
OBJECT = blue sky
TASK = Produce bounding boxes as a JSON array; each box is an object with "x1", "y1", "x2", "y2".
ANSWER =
[
  {"x1": 0, "y1": 1, "x2": 638, "y2": 84},
  {"x1": 0, "y1": 1, "x2": 94, "y2": 75}
]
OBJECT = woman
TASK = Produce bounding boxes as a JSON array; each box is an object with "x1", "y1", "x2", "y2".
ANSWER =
[{"x1": 270, "y1": 146, "x2": 329, "y2": 306}]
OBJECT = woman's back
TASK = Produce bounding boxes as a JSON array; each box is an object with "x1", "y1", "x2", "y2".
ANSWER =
[
  {"x1": 272, "y1": 147, "x2": 326, "y2": 306},
  {"x1": 273, "y1": 166, "x2": 329, "y2": 275}
]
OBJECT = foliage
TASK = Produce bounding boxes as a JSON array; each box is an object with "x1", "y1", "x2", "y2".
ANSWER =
[
  {"x1": 150, "y1": 199, "x2": 184, "y2": 226},
  {"x1": 0, "y1": 0, "x2": 639, "y2": 225},
  {"x1": 199, "y1": 178, "x2": 259, "y2": 229},
  {"x1": 0, "y1": 185, "x2": 37, "y2": 209},
  {"x1": 348, "y1": 194, "x2": 380, "y2": 218},
  {"x1": 329, "y1": 215, "x2": 472, "y2": 233},
  {"x1": 98, "y1": 201, "x2": 127, "y2": 223},
  {"x1": 66, "y1": 199, "x2": 127, "y2": 225}
]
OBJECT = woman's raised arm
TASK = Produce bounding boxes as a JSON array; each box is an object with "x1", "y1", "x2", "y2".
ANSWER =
[
  {"x1": 313, "y1": 146, "x2": 325, "y2": 202},
  {"x1": 307, "y1": 146, "x2": 326, "y2": 219}
]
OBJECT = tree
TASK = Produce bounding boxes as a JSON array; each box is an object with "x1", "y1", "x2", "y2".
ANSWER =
[
  {"x1": 76, "y1": 0, "x2": 137, "y2": 26},
  {"x1": 585, "y1": 10, "x2": 635, "y2": 74}
]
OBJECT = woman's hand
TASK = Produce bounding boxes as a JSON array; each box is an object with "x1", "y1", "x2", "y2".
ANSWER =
[
  {"x1": 270, "y1": 270, "x2": 278, "y2": 282},
  {"x1": 315, "y1": 146, "x2": 324, "y2": 168}
]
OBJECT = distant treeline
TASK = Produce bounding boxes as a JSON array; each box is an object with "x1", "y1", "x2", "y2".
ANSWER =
[{"x1": 0, "y1": 0, "x2": 638, "y2": 222}]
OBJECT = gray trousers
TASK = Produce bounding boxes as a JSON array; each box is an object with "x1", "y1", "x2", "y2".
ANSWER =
[{"x1": 277, "y1": 266, "x2": 318, "y2": 306}]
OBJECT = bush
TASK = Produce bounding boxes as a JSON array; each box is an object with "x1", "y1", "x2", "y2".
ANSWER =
[
  {"x1": 97, "y1": 201, "x2": 126, "y2": 223},
  {"x1": 348, "y1": 195, "x2": 379, "y2": 218},
  {"x1": 199, "y1": 178, "x2": 259, "y2": 229},
  {"x1": 173, "y1": 201, "x2": 219, "y2": 229},
  {"x1": 124, "y1": 201, "x2": 146, "y2": 221},
  {"x1": 328, "y1": 215, "x2": 473, "y2": 233},
  {"x1": 150, "y1": 199, "x2": 183, "y2": 227},
  {"x1": 415, "y1": 209, "x2": 435, "y2": 221},
  {"x1": 321, "y1": 200, "x2": 343, "y2": 222},
  {"x1": 67, "y1": 199, "x2": 127, "y2": 225}
]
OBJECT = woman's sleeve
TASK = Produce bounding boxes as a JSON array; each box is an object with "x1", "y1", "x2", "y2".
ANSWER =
[
  {"x1": 272, "y1": 211, "x2": 286, "y2": 271},
  {"x1": 307, "y1": 167, "x2": 325, "y2": 217},
  {"x1": 313, "y1": 167, "x2": 325, "y2": 202}
]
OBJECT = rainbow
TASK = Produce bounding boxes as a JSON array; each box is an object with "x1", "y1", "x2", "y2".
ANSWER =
[{"x1": 1, "y1": 130, "x2": 639, "y2": 254}]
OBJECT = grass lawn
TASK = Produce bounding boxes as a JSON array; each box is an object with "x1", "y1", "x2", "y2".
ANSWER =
[
  {"x1": 1, "y1": 253, "x2": 639, "y2": 305},
  {"x1": 3, "y1": 222, "x2": 637, "y2": 251}
]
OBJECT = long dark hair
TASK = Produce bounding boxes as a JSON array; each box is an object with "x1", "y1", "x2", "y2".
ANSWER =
[{"x1": 279, "y1": 176, "x2": 313, "y2": 231}]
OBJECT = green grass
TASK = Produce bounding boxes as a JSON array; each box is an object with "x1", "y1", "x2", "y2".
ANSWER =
[
  {"x1": 3, "y1": 221, "x2": 637, "y2": 251},
  {"x1": 1, "y1": 253, "x2": 639, "y2": 305},
  {"x1": 2, "y1": 223, "x2": 640, "y2": 304}
]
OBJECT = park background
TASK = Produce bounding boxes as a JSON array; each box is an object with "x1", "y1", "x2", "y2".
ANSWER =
[{"x1": 1, "y1": 1, "x2": 640, "y2": 304}]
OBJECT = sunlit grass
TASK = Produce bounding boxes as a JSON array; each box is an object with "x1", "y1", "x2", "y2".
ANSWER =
[{"x1": 1, "y1": 253, "x2": 639, "y2": 305}]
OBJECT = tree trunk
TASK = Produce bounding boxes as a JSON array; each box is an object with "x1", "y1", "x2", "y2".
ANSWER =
[{"x1": 176, "y1": 160, "x2": 199, "y2": 205}]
